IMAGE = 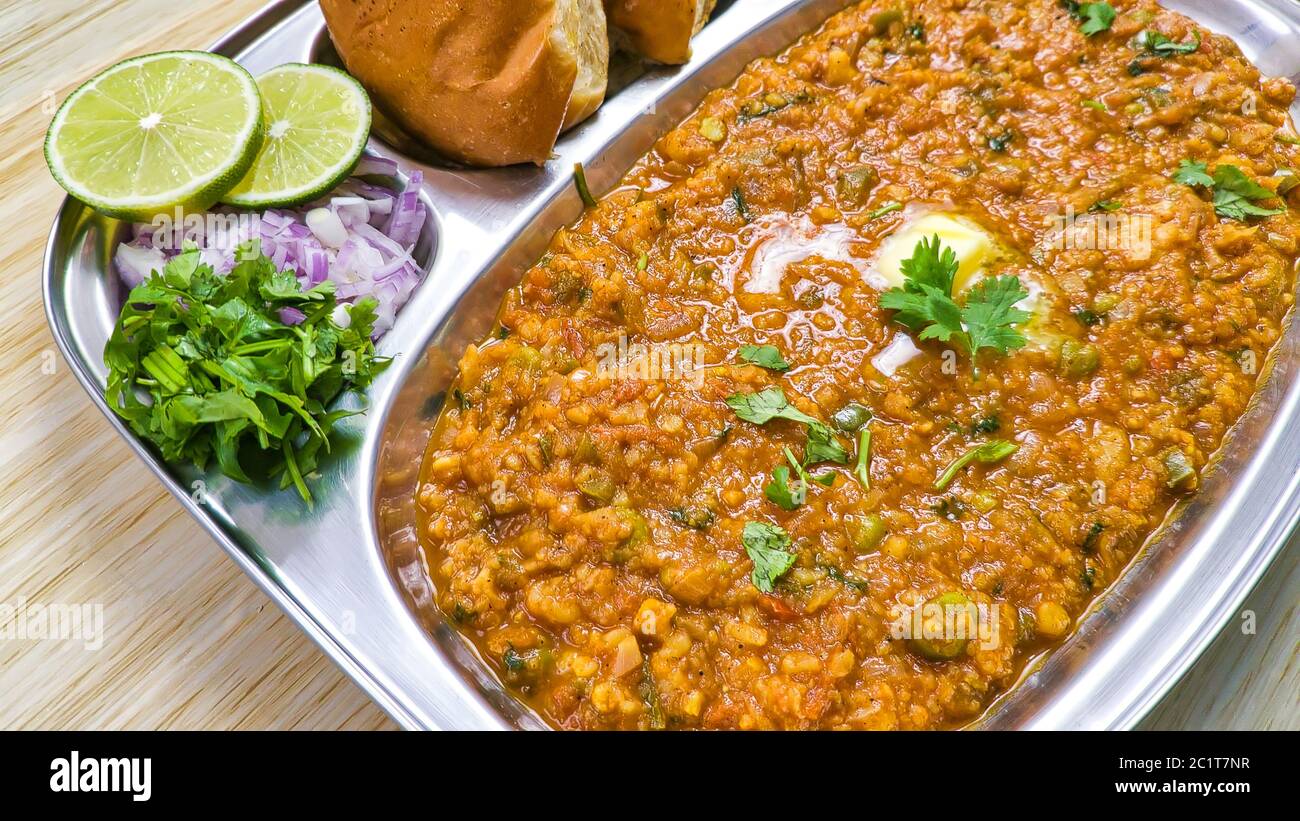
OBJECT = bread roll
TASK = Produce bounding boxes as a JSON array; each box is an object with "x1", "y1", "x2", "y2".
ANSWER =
[
  {"x1": 320, "y1": 0, "x2": 609, "y2": 167},
  {"x1": 605, "y1": 0, "x2": 716, "y2": 65}
]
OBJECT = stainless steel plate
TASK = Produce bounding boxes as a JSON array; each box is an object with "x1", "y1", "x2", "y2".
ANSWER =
[{"x1": 43, "y1": 0, "x2": 1300, "y2": 730}]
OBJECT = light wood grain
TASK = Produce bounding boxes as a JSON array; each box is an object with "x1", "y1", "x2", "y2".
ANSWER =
[
  {"x1": 0, "y1": 0, "x2": 392, "y2": 731},
  {"x1": 0, "y1": 0, "x2": 1291, "y2": 731}
]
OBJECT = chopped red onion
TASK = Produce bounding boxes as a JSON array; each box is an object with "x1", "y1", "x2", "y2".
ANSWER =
[{"x1": 113, "y1": 157, "x2": 428, "y2": 338}]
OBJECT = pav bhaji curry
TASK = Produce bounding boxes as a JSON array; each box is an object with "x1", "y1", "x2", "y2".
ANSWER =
[{"x1": 415, "y1": 0, "x2": 1300, "y2": 729}]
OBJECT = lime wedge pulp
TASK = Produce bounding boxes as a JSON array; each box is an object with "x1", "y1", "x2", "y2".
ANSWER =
[
  {"x1": 45, "y1": 51, "x2": 264, "y2": 221},
  {"x1": 222, "y1": 64, "x2": 372, "y2": 209}
]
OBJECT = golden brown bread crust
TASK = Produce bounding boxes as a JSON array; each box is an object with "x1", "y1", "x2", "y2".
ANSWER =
[
  {"x1": 605, "y1": 0, "x2": 716, "y2": 64},
  {"x1": 320, "y1": 0, "x2": 588, "y2": 166}
]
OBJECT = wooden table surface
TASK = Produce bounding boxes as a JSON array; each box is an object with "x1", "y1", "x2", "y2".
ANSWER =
[{"x1": 0, "y1": 0, "x2": 1293, "y2": 731}]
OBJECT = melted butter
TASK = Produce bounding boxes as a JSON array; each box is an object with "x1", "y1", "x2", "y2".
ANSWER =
[
  {"x1": 872, "y1": 207, "x2": 1062, "y2": 350},
  {"x1": 729, "y1": 207, "x2": 1062, "y2": 354},
  {"x1": 871, "y1": 333, "x2": 923, "y2": 377},
  {"x1": 870, "y1": 210, "x2": 996, "y2": 291},
  {"x1": 739, "y1": 215, "x2": 870, "y2": 293}
]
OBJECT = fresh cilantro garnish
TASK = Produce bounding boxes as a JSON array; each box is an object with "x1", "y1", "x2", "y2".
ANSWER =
[
  {"x1": 934, "y1": 440, "x2": 1019, "y2": 491},
  {"x1": 961, "y1": 277, "x2": 1034, "y2": 357},
  {"x1": 742, "y1": 521, "x2": 797, "y2": 593},
  {"x1": 1174, "y1": 160, "x2": 1285, "y2": 220},
  {"x1": 805, "y1": 421, "x2": 849, "y2": 465},
  {"x1": 765, "y1": 449, "x2": 807, "y2": 511},
  {"x1": 1172, "y1": 159, "x2": 1214, "y2": 187},
  {"x1": 104, "y1": 242, "x2": 389, "y2": 506},
  {"x1": 726, "y1": 386, "x2": 817, "y2": 426},
  {"x1": 1074, "y1": 2, "x2": 1116, "y2": 36},
  {"x1": 739, "y1": 344, "x2": 790, "y2": 372},
  {"x1": 853, "y1": 427, "x2": 872, "y2": 489},
  {"x1": 766, "y1": 446, "x2": 835, "y2": 510},
  {"x1": 1089, "y1": 199, "x2": 1122, "y2": 212},
  {"x1": 899, "y1": 233, "x2": 959, "y2": 295},
  {"x1": 765, "y1": 465, "x2": 803, "y2": 509},
  {"x1": 725, "y1": 387, "x2": 848, "y2": 465},
  {"x1": 879, "y1": 235, "x2": 1031, "y2": 377},
  {"x1": 1136, "y1": 29, "x2": 1200, "y2": 56}
]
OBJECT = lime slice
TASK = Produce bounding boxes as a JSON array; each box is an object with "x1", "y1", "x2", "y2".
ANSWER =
[
  {"x1": 222, "y1": 64, "x2": 372, "y2": 209},
  {"x1": 45, "y1": 51, "x2": 264, "y2": 221}
]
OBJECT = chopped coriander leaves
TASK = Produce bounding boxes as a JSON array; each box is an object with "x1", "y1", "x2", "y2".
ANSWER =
[
  {"x1": 961, "y1": 277, "x2": 1034, "y2": 359},
  {"x1": 738, "y1": 344, "x2": 790, "y2": 372},
  {"x1": 1136, "y1": 29, "x2": 1200, "y2": 56},
  {"x1": 103, "y1": 242, "x2": 389, "y2": 506},
  {"x1": 879, "y1": 234, "x2": 1031, "y2": 378},
  {"x1": 726, "y1": 386, "x2": 818, "y2": 426},
  {"x1": 725, "y1": 387, "x2": 848, "y2": 465},
  {"x1": 1070, "y1": 2, "x2": 1116, "y2": 36},
  {"x1": 894, "y1": 232, "x2": 958, "y2": 296},
  {"x1": 1089, "y1": 199, "x2": 1122, "y2": 212},
  {"x1": 765, "y1": 448, "x2": 809, "y2": 511},
  {"x1": 765, "y1": 447, "x2": 833, "y2": 509},
  {"x1": 1174, "y1": 160, "x2": 1285, "y2": 220},
  {"x1": 934, "y1": 439, "x2": 1018, "y2": 491},
  {"x1": 742, "y1": 522, "x2": 797, "y2": 593},
  {"x1": 805, "y1": 422, "x2": 849, "y2": 465},
  {"x1": 765, "y1": 464, "x2": 805, "y2": 510},
  {"x1": 1172, "y1": 159, "x2": 1214, "y2": 187}
]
